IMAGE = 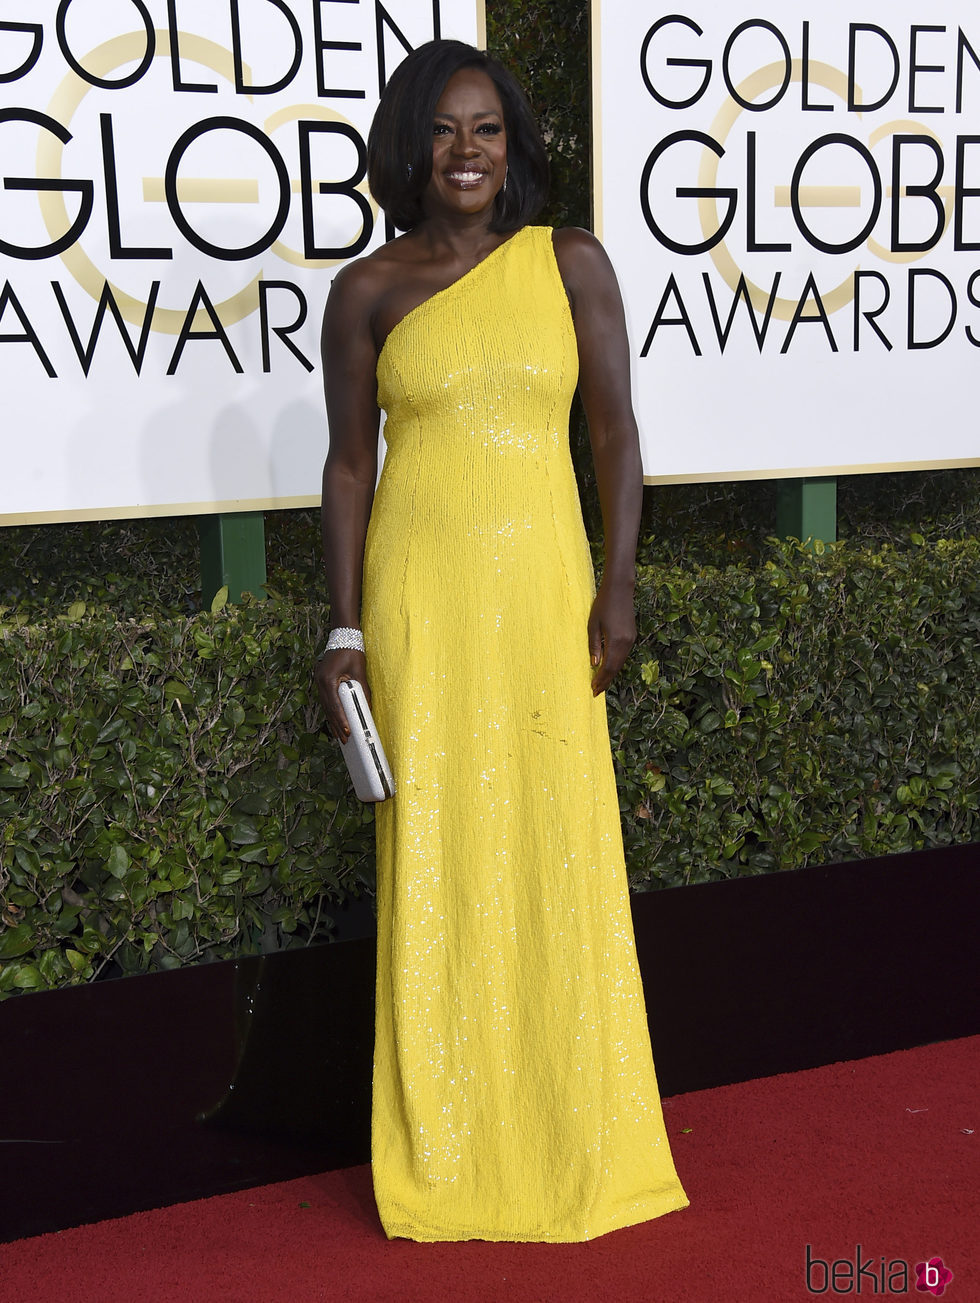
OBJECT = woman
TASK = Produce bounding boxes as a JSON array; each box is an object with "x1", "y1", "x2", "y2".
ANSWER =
[{"x1": 315, "y1": 39, "x2": 688, "y2": 1242}]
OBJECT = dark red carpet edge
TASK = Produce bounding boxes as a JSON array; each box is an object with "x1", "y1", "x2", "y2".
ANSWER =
[{"x1": 2, "y1": 1037, "x2": 976, "y2": 1303}]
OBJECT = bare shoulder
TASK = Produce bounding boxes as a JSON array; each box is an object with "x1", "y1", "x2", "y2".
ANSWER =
[
  {"x1": 551, "y1": 226, "x2": 624, "y2": 315},
  {"x1": 325, "y1": 250, "x2": 386, "y2": 318},
  {"x1": 325, "y1": 232, "x2": 422, "y2": 320},
  {"x1": 552, "y1": 225, "x2": 604, "y2": 254},
  {"x1": 552, "y1": 226, "x2": 615, "y2": 275}
]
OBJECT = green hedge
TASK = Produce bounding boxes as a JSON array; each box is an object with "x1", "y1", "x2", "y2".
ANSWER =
[
  {"x1": 2, "y1": 537, "x2": 977, "y2": 996},
  {"x1": 0, "y1": 598, "x2": 373, "y2": 994},
  {"x1": 614, "y1": 538, "x2": 980, "y2": 887}
]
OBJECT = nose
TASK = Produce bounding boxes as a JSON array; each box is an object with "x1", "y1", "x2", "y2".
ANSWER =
[{"x1": 452, "y1": 128, "x2": 480, "y2": 157}]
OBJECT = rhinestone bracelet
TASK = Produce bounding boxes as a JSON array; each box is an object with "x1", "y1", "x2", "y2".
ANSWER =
[{"x1": 318, "y1": 626, "x2": 365, "y2": 658}]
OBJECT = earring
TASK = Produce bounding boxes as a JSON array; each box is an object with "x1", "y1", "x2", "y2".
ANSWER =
[
  {"x1": 406, "y1": 163, "x2": 413, "y2": 181},
  {"x1": 503, "y1": 165, "x2": 509, "y2": 194}
]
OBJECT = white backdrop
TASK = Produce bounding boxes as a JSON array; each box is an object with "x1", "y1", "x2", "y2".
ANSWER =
[
  {"x1": 593, "y1": 2, "x2": 980, "y2": 482},
  {"x1": 0, "y1": 0, "x2": 483, "y2": 523}
]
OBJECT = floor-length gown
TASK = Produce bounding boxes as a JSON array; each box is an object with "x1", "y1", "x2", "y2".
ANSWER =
[{"x1": 360, "y1": 225, "x2": 688, "y2": 1241}]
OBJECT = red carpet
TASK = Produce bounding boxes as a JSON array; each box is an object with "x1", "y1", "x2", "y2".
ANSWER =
[{"x1": 2, "y1": 1037, "x2": 976, "y2": 1303}]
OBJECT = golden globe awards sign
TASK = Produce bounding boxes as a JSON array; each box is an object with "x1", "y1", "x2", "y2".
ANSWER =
[
  {"x1": 0, "y1": 0, "x2": 483, "y2": 524},
  {"x1": 593, "y1": 3, "x2": 980, "y2": 482}
]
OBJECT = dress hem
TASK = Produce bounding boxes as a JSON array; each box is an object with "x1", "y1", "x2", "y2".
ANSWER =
[{"x1": 378, "y1": 1189, "x2": 690, "y2": 1244}]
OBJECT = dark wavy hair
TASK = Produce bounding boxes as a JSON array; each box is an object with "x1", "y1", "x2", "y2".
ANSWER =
[{"x1": 367, "y1": 40, "x2": 549, "y2": 233}]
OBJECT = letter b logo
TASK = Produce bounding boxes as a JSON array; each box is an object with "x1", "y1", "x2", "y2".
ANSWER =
[{"x1": 805, "y1": 1245, "x2": 829, "y2": 1293}]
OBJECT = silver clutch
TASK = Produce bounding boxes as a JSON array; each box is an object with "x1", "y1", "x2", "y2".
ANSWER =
[{"x1": 338, "y1": 679, "x2": 395, "y2": 802}]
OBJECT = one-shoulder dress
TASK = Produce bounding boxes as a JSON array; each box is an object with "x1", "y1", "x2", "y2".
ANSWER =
[{"x1": 360, "y1": 225, "x2": 688, "y2": 1242}]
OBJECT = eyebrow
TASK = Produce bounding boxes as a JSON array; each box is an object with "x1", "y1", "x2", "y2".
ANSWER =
[{"x1": 433, "y1": 109, "x2": 502, "y2": 121}]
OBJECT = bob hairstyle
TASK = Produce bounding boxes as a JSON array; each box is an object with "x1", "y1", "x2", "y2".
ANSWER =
[{"x1": 368, "y1": 40, "x2": 549, "y2": 233}]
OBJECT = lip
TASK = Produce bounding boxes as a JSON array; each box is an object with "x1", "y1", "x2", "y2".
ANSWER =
[{"x1": 445, "y1": 169, "x2": 488, "y2": 188}]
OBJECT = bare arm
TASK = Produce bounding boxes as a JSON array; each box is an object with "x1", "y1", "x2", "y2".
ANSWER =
[
  {"x1": 553, "y1": 227, "x2": 644, "y2": 696},
  {"x1": 315, "y1": 260, "x2": 382, "y2": 740}
]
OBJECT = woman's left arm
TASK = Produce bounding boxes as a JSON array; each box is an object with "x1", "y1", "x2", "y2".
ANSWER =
[{"x1": 553, "y1": 227, "x2": 644, "y2": 696}]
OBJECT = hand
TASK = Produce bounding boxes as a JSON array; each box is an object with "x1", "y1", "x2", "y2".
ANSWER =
[
  {"x1": 314, "y1": 649, "x2": 370, "y2": 742},
  {"x1": 587, "y1": 581, "x2": 636, "y2": 696}
]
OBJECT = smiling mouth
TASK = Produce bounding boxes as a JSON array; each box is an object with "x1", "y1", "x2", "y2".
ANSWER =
[{"x1": 446, "y1": 170, "x2": 487, "y2": 187}]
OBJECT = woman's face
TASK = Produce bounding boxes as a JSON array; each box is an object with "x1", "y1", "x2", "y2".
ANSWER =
[{"x1": 424, "y1": 67, "x2": 508, "y2": 221}]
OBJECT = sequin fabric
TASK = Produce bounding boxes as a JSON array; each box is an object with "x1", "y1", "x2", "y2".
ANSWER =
[{"x1": 361, "y1": 226, "x2": 688, "y2": 1242}]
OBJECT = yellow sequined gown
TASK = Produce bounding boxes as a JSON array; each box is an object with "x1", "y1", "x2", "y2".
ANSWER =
[{"x1": 361, "y1": 225, "x2": 688, "y2": 1242}]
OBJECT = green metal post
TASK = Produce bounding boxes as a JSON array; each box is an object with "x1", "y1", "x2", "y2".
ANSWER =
[
  {"x1": 199, "y1": 511, "x2": 267, "y2": 607},
  {"x1": 776, "y1": 477, "x2": 838, "y2": 546}
]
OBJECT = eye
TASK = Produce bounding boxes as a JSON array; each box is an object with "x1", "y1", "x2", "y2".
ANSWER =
[
  {"x1": 433, "y1": 122, "x2": 452, "y2": 136},
  {"x1": 476, "y1": 122, "x2": 503, "y2": 135}
]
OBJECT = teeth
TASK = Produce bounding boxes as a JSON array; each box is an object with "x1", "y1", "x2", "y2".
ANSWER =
[{"x1": 449, "y1": 172, "x2": 483, "y2": 181}]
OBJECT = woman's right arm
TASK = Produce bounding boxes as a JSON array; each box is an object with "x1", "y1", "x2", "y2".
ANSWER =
[{"x1": 315, "y1": 260, "x2": 382, "y2": 742}]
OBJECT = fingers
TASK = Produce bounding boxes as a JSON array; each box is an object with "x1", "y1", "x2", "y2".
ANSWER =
[
  {"x1": 590, "y1": 629, "x2": 635, "y2": 696},
  {"x1": 314, "y1": 649, "x2": 368, "y2": 742},
  {"x1": 588, "y1": 614, "x2": 603, "y2": 669},
  {"x1": 588, "y1": 584, "x2": 637, "y2": 694},
  {"x1": 314, "y1": 661, "x2": 349, "y2": 742}
]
